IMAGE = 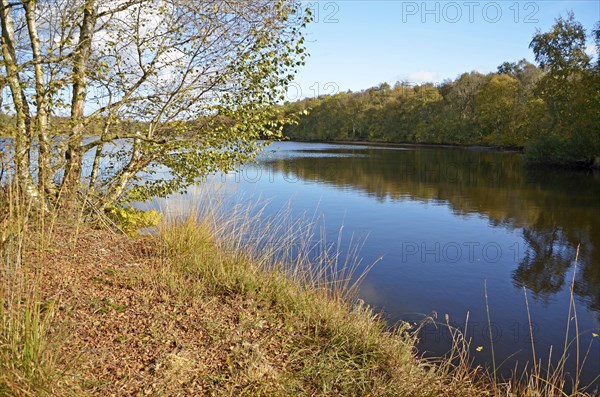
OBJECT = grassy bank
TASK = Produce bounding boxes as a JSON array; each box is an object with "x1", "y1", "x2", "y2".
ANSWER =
[{"x1": 1, "y1": 203, "x2": 597, "y2": 395}]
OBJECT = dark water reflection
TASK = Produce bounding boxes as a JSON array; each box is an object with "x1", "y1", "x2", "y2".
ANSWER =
[{"x1": 152, "y1": 141, "x2": 600, "y2": 389}]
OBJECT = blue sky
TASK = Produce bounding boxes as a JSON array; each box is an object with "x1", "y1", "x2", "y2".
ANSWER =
[{"x1": 288, "y1": 0, "x2": 600, "y2": 100}]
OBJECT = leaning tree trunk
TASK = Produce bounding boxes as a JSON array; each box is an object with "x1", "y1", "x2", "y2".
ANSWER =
[{"x1": 101, "y1": 137, "x2": 152, "y2": 210}]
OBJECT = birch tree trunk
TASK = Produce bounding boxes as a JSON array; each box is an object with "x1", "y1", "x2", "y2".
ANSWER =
[
  {"x1": 60, "y1": 0, "x2": 97, "y2": 206},
  {"x1": 0, "y1": 0, "x2": 36, "y2": 199},
  {"x1": 24, "y1": 0, "x2": 53, "y2": 195}
]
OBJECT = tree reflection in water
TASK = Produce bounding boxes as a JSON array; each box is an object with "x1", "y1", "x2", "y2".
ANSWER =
[{"x1": 263, "y1": 145, "x2": 600, "y2": 316}]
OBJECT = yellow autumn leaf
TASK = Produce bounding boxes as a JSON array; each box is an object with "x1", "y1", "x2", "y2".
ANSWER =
[{"x1": 476, "y1": 346, "x2": 483, "y2": 352}]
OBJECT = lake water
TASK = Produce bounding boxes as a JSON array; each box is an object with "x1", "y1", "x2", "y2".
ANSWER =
[{"x1": 148, "y1": 141, "x2": 600, "y2": 388}]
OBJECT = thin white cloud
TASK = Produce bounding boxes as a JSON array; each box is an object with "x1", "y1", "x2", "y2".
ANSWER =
[{"x1": 585, "y1": 44, "x2": 597, "y2": 57}]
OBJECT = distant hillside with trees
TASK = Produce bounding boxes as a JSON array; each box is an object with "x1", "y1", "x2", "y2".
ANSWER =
[{"x1": 282, "y1": 13, "x2": 600, "y2": 168}]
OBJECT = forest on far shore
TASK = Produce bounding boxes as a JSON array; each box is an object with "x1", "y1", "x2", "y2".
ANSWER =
[{"x1": 282, "y1": 13, "x2": 600, "y2": 167}]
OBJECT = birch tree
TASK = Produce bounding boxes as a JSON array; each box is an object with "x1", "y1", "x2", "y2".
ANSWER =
[{"x1": 0, "y1": 0, "x2": 309, "y2": 210}]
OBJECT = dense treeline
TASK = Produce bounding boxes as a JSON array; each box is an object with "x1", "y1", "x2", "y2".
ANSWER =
[{"x1": 282, "y1": 14, "x2": 600, "y2": 167}]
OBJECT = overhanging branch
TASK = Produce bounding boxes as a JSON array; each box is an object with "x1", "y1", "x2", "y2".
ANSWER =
[{"x1": 81, "y1": 133, "x2": 167, "y2": 152}]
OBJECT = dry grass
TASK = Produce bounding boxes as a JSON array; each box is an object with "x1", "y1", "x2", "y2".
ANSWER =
[{"x1": 0, "y1": 181, "x2": 79, "y2": 396}]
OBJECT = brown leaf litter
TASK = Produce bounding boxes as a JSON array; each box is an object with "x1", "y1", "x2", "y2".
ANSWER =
[{"x1": 32, "y1": 227, "x2": 292, "y2": 396}]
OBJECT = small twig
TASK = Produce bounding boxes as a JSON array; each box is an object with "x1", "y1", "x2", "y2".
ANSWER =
[
  {"x1": 76, "y1": 191, "x2": 125, "y2": 235},
  {"x1": 484, "y1": 279, "x2": 497, "y2": 383},
  {"x1": 523, "y1": 287, "x2": 538, "y2": 381},
  {"x1": 571, "y1": 244, "x2": 580, "y2": 390}
]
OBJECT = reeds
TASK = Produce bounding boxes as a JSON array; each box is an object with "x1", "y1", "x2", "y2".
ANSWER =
[
  {"x1": 431, "y1": 243, "x2": 599, "y2": 396},
  {"x1": 154, "y1": 183, "x2": 378, "y2": 302}
]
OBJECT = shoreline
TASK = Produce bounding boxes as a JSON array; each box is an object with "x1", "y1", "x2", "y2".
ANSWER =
[
  {"x1": 286, "y1": 138, "x2": 525, "y2": 153},
  {"x1": 285, "y1": 139, "x2": 600, "y2": 170}
]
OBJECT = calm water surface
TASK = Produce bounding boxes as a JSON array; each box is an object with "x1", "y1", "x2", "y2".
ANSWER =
[{"x1": 151, "y1": 141, "x2": 600, "y2": 388}]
